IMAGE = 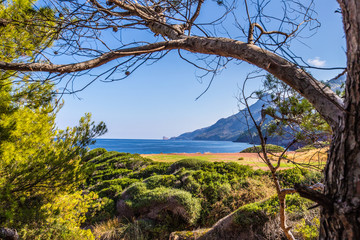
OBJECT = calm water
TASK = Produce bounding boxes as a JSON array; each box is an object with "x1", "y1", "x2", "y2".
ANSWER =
[{"x1": 90, "y1": 139, "x2": 252, "y2": 154}]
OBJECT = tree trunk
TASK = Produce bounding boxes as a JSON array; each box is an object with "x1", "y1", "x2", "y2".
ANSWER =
[{"x1": 320, "y1": 1, "x2": 360, "y2": 239}]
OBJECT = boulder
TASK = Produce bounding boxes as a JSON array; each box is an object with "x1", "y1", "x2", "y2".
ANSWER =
[{"x1": 0, "y1": 227, "x2": 19, "y2": 240}]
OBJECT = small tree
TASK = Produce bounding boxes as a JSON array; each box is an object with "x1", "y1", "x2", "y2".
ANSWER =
[
  {"x1": 0, "y1": 1, "x2": 107, "y2": 237},
  {"x1": 238, "y1": 73, "x2": 330, "y2": 239}
]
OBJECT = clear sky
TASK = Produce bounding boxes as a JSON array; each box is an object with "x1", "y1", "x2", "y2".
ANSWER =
[{"x1": 55, "y1": 1, "x2": 346, "y2": 139}]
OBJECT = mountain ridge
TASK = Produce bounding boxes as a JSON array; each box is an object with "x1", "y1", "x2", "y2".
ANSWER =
[{"x1": 171, "y1": 75, "x2": 345, "y2": 144}]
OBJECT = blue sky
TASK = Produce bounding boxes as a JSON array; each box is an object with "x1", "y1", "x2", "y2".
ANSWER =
[{"x1": 55, "y1": 1, "x2": 346, "y2": 139}]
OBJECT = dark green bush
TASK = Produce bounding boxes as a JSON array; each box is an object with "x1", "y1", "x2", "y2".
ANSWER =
[
  {"x1": 144, "y1": 175, "x2": 176, "y2": 189},
  {"x1": 124, "y1": 184, "x2": 201, "y2": 225},
  {"x1": 216, "y1": 162, "x2": 254, "y2": 178},
  {"x1": 82, "y1": 148, "x2": 107, "y2": 162},
  {"x1": 240, "y1": 144, "x2": 285, "y2": 153},
  {"x1": 277, "y1": 168, "x2": 322, "y2": 188},
  {"x1": 130, "y1": 162, "x2": 172, "y2": 179},
  {"x1": 169, "y1": 159, "x2": 214, "y2": 172},
  {"x1": 83, "y1": 150, "x2": 321, "y2": 239}
]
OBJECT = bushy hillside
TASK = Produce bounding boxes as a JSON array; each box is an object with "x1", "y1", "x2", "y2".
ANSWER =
[{"x1": 82, "y1": 148, "x2": 322, "y2": 240}]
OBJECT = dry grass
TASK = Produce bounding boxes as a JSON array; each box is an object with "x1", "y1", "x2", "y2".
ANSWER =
[
  {"x1": 92, "y1": 218, "x2": 147, "y2": 240},
  {"x1": 92, "y1": 218, "x2": 125, "y2": 240},
  {"x1": 142, "y1": 148, "x2": 328, "y2": 170}
]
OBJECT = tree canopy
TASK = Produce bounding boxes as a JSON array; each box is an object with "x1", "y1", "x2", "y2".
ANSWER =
[{"x1": 0, "y1": 1, "x2": 107, "y2": 238}]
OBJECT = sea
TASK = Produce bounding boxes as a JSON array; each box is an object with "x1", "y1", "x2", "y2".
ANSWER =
[{"x1": 89, "y1": 139, "x2": 252, "y2": 154}]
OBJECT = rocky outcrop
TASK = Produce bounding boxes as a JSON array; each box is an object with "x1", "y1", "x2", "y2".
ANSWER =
[
  {"x1": 0, "y1": 227, "x2": 19, "y2": 240},
  {"x1": 169, "y1": 229, "x2": 210, "y2": 240}
]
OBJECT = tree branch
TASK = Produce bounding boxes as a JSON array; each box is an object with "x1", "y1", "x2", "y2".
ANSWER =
[
  {"x1": 294, "y1": 183, "x2": 333, "y2": 212},
  {"x1": 186, "y1": 0, "x2": 204, "y2": 31},
  {"x1": 0, "y1": 36, "x2": 344, "y2": 128}
]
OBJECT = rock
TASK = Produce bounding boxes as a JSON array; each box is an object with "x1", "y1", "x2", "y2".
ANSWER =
[
  {"x1": 116, "y1": 199, "x2": 134, "y2": 219},
  {"x1": 0, "y1": 227, "x2": 19, "y2": 240},
  {"x1": 169, "y1": 229, "x2": 210, "y2": 240}
]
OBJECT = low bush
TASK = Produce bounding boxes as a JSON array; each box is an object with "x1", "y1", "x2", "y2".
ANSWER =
[
  {"x1": 295, "y1": 145, "x2": 317, "y2": 152},
  {"x1": 240, "y1": 144, "x2": 285, "y2": 153},
  {"x1": 83, "y1": 148, "x2": 107, "y2": 162},
  {"x1": 169, "y1": 158, "x2": 214, "y2": 172},
  {"x1": 277, "y1": 168, "x2": 322, "y2": 188},
  {"x1": 123, "y1": 183, "x2": 201, "y2": 225},
  {"x1": 82, "y1": 148, "x2": 322, "y2": 239}
]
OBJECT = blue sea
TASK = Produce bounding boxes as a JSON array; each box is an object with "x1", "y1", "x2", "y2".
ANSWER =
[{"x1": 89, "y1": 139, "x2": 252, "y2": 154}]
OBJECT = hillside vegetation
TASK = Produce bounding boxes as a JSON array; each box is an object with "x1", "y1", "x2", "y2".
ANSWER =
[
  {"x1": 80, "y1": 148, "x2": 322, "y2": 240},
  {"x1": 240, "y1": 144, "x2": 285, "y2": 153}
]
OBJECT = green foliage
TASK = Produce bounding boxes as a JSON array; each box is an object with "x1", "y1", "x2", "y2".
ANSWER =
[
  {"x1": 86, "y1": 197, "x2": 115, "y2": 224},
  {"x1": 0, "y1": 2, "x2": 107, "y2": 239},
  {"x1": 233, "y1": 200, "x2": 269, "y2": 229},
  {"x1": 83, "y1": 151, "x2": 323, "y2": 239},
  {"x1": 169, "y1": 158, "x2": 214, "y2": 172},
  {"x1": 83, "y1": 148, "x2": 107, "y2": 161},
  {"x1": 124, "y1": 182, "x2": 201, "y2": 225},
  {"x1": 0, "y1": 0, "x2": 57, "y2": 62},
  {"x1": 135, "y1": 162, "x2": 172, "y2": 179},
  {"x1": 232, "y1": 194, "x2": 318, "y2": 239},
  {"x1": 258, "y1": 74, "x2": 332, "y2": 146},
  {"x1": 295, "y1": 145, "x2": 317, "y2": 152},
  {"x1": 240, "y1": 144, "x2": 285, "y2": 153},
  {"x1": 17, "y1": 191, "x2": 102, "y2": 240},
  {"x1": 255, "y1": 194, "x2": 313, "y2": 216},
  {"x1": 277, "y1": 168, "x2": 322, "y2": 188},
  {"x1": 144, "y1": 175, "x2": 176, "y2": 189},
  {"x1": 294, "y1": 217, "x2": 320, "y2": 240}
]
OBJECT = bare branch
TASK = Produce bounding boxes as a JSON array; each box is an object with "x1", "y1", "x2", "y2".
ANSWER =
[{"x1": 186, "y1": 0, "x2": 204, "y2": 31}]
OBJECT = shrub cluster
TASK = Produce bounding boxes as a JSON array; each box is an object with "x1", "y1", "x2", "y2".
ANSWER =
[
  {"x1": 240, "y1": 144, "x2": 285, "y2": 153},
  {"x1": 83, "y1": 148, "x2": 320, "y2": 239}
]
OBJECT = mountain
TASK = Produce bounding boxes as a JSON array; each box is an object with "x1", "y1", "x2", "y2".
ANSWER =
[
  {"x1": 172, "y1": 95, "x2": 269, "y2": 141},
  {"x1": 171, "y1": 75, "x2": 345, "y2": 144}
]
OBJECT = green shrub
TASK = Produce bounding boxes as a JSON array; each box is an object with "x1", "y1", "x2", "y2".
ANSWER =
[
  {"x1": 234, "y1": 193, "x2": 313, "y2": 232},
  {"x1": 131, "y1": 162, "x2": 172, "y2": 179},
  {"x1": 294, "y1": 217, "x2": 320, "y2": 240},
  {"x1": 83, "y1": 148, "x2": 107, "y2": 162},
  {"x1": 217, "y1": 162, "x2": 254, "y2": 178},
  {"x1": 233, "y1": 200, "x2": 270, "y2": 230},
  {"x1": 277, "y1": 168, "x2": 322, "y2": 188},
  {"x1": 169, "y1": 159, "x2": 214, "y2": 172},
  {"x1": 98, "y1": 185, "x2": 123, "y2": 198},
  {"x1": 144, "y1": 175, "x2": 176, "y2": 189},
  {"x1": 19, "y1": 191, "x2": 102, "y2": 240},
  {"x1": 240, "y1": 144, "x2": 285, "y2": 153},
  {"x1": 90, "y1": 151, "x2": 128, "y2": 164},
  {"x1": 87, "y1": 197, "x2": 116, "y2": 223},
  {"x1": 124, "y1": 184, "x2": 201, "y2": 225},
  {"x1": 295, "y1": 145, "x2": 317, "y2": 152}
]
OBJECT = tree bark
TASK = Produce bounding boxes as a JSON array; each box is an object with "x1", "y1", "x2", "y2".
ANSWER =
[{"x1": 320, "y1": 1, "x2": 360, "y2": 239}]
